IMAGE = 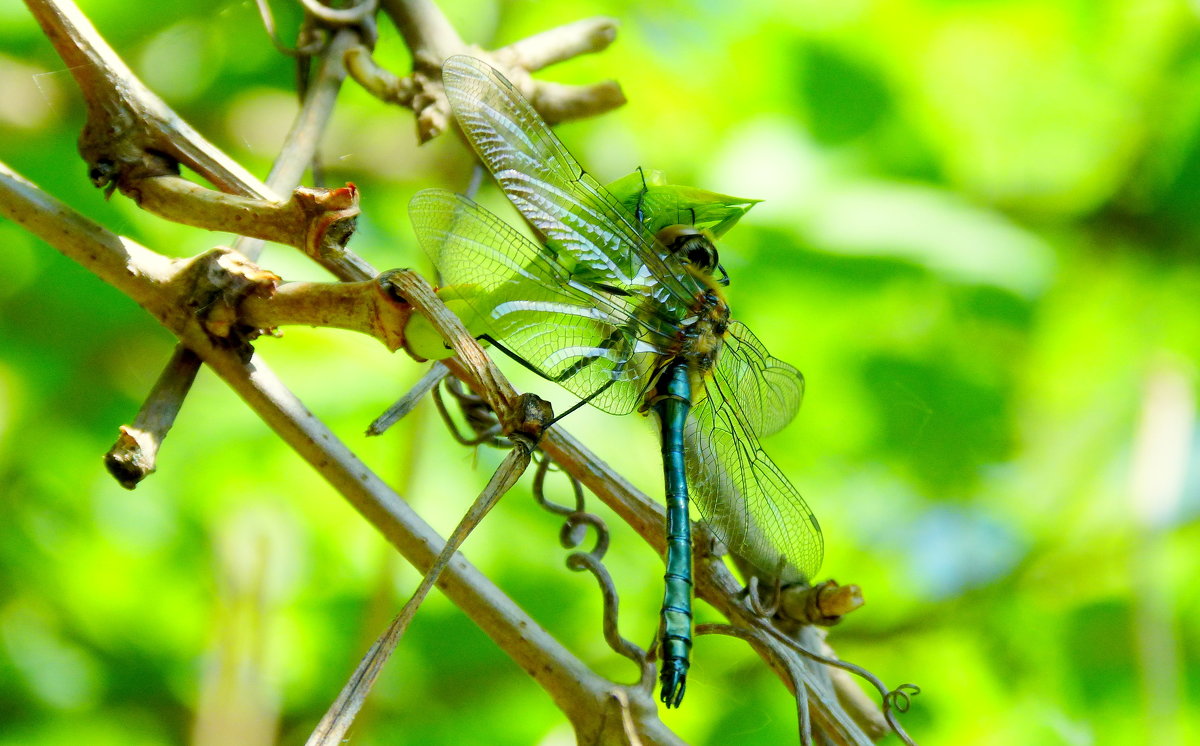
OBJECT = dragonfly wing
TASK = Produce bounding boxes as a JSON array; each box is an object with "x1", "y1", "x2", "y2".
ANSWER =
[
  {"x1": 720, "y1": 322, "x2": 805, "y2": 437},
  {"x1": 685, "y1": 337, "x2": 822, "y2": 580},
  {"x1": 441, "y1": 55, "x2": 703, "y2": 318},
  {"x1": 410, "y1": 189, "x2": 661, "y2": 415}
]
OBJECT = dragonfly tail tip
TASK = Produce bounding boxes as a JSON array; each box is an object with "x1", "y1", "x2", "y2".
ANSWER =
[{"x1": 659, "y1": 666, "x2": 687, "y2": 708}]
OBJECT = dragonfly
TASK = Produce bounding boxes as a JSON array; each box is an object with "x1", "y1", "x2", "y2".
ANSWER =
[{"x1": 407, "y1": 55, "x2": 823, "y2": 707}]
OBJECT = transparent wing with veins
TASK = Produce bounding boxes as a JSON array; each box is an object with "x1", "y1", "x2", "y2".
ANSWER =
[
  {"x1": 441, "y1": 55, "x2": 704, "y2": 324},
  {"x1": 410, "y1": 189, "x2": 670, "y2": 415},
  {"x1": 685, "y1": 322, "x2": 822, "y2": 579}
]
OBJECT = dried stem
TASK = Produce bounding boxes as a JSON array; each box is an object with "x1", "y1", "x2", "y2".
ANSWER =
[
  {"x1": 26, "y1": 0, "x2": 265, "y2": 196},
  {"x1": 368, "y1": 362, "x2": 450, "y2": 435},
  {"x1": 0, "y1": 161, "x2": 689, "y2": 745},
  {"x1": 50, "y1": 8, "x2": 369, "y2": 485},
  {"x1": 308, "y1": 433, "x2": 541, "y2": 746},
  {"x1": 12, "y1": 0, "x2": 908, "y2": 741},
  {"x1": 367, "y1": 0, "x2": 625, "y2": 141},
  {"x1": 238, "y1": 276, "x2": 410, "y2": 351},
  {"x1": 128, "y1": 178, "x2": 360, "y2": 260},
  {"x1": 497, "y1": 17, "x2": 621, "y2": 72},
  {"x1": 105, "y1": 347, "x2": 202, "y2": 487}
]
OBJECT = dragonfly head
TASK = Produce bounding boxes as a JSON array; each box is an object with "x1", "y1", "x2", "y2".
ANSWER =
[{"x1": 657, "y1": 225, "x2": 721, "y2": 280}]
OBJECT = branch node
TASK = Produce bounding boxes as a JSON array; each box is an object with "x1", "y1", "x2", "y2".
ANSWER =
[
  {"x1": 504, "y1": 392, "x2": 553, "y2": 448},
  {"x1": 186, "y1": 248, "x2": 281, "y2": 354},
  {"x1": 295, "y1": 182, "x2": 361, "y2": 263}
]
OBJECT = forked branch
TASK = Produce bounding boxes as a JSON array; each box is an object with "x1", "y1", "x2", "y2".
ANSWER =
[
  {"x1": 354, "y1": 0, "x2": 625, "y2": 140},
  {"x1": 10, "y1": 0, "x2": 911, "y2": 741},
  {"x1": 0, "y1": 161, "x2": 686, "y2": 745}
]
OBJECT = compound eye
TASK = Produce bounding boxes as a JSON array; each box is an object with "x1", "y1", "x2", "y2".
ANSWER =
[{"x1": 687, "y1": 243, "x2": 718, "y2": 271}]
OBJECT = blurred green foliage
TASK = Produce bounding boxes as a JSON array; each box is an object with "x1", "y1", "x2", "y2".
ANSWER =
[{"x1": 2, "y1": 1, "x2": 1200, "y2": 744}]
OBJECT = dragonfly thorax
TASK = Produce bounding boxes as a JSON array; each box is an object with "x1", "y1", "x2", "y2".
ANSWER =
[
  {"x1": 682, "y1": 289, "x2": 730, "y2": 374},
  {"x1": 643, "y1": 289, "x2": 730, "y2": 413},
  {"x1": 657, "y1": 225, "x2": 719, "y2": 278}
]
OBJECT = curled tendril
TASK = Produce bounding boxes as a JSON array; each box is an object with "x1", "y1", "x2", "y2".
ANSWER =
[
  {"x1": 531, "y1": 456, "x2": 644, "y2": 680},
  {"x1": 561, "y1": 511, "x2": 609, "y2": 559},
  {"x1": 432, "y1": 378, "x2": 511, "y2": 447},
  {"x1": 702, "y1": 620, "x2": 921, "y2": 746},
  {"x1": 566, "y1": 542, "x2": 646, "y2": 670},
  {"x1": 298, "y1": 0, "x2": 379, "y2": 27},
  {"x1": 254, "y1": 0, "x2": 330, "y2": 57},
  {"x1": 743, "y1": 570, "x2": 786, "y2": 619},
  {"x1": 533, "y1": 455, "x2": 607, "y2": 556},
  {"x1": 885, "y1": 683, "x2": 921, "y2": 714},
  {"x1": 532, "y1": 455, "x2": 586, "y2": 515},
  {"x1": 784, "y1": 642, "x2": 920, "y2": 746}
]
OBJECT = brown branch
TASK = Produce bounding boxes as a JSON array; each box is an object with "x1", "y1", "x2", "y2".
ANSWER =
[
  {"x1": 105, "y1": 348, "x2": 202, "y2": 487},
  {"x1": 0, "y1": 161, "x2": 703, "y2": 744},
  {"x1": 128, "y1": 178, "x2": 361, "y2": 261},
  {"x1": 364, "y1": 0, "x2": 625, "y2": 141},
  {"x1": 74, "y1": 14, "x2": 368, "y2": 486},
  {"x1": 25, "y1": 0, "x2": 375, "y2": 279},
  {"x1": 26, "y1": 0, "x2": 270, "y2": 197},
  {"x1": 0, "y1": 160, "x2": 694, "y2": 745},
  {"x1": 238, "y1": 276, "x2": 411, "y2": 351},
  {"x1": 496, "y1": 17, "x2": 621, "y2": 72},
  {"x1": 778, "y1": 580, "x2": 866, "y2": 627}
]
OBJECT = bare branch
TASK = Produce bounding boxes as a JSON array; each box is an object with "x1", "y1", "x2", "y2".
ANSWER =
[
  {"x1": 345, "y1": 44, "x2": 416, "y2": 105},
  {"x1": 367, "y1": 0, "x2": 625, "y2": 141},
  {"x1": 780, "y1": 580, "x2": 866, "y2": 626},
  {"x1": 259, "y1": 29, "x2": 360, "y2": 208},
  {"x1": 496, "y1": 17, "x2": 620, "y2": 72},
  {"x1": 89, "y1": 18, "x2": 367, "y2": 487},
  {"x1": 26, "y1": 0, "x2": 272, "y2": 198},
  {"x1": 0, "y1": 162, "x2": 182, "y2": 314},
  {"x1": 0, "y1": 161, "x2": 697, "y2": 744},
  {"x1": 128, "y1": 178, "x2": 360, "y2": 261},
  {"x1": 523, "y1": 78, "x2": 627, "y2": 126},
  {"x1": 26, "y1": 0, "x2": 375, "y2": 280},
  {"x1": 104, "y1": 348, "x2": 201, "y2": 487},
  {"x1": 308, "y1": 403, "x2": 546, "y2": 746},
  {"x1": 239, "y1": 276, "x2": 411, "y2": 351},
  {"x1": 368, "y1": 362, "x2": 449, "y2": 435}
]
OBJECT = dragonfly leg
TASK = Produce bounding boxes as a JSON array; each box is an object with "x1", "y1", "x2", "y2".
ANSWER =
[
  {"x1": 546, "y1": 376, "x2": 617, "y2": 426},
  {"x1": 653, "y1": 361, "x2": 694, "y2": 708},
  {"x1": 634, "y1": 165, "x2": 648, "y2": 225},
  {"x1": 482, "y1": 331, "x2": 630, "y2": 429},
  {"x1": 483, "y1": 326, "x2": 626, "y2": 387}
]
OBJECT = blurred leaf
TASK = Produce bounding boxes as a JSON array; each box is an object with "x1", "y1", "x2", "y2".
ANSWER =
[{"x1": 796, "y1": 41, "x2": 893, "y2": 145}]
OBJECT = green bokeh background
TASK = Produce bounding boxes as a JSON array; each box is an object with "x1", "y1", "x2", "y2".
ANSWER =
[{"x1": 3, "y1": 1, "x2": 1199, "y2": 744}]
